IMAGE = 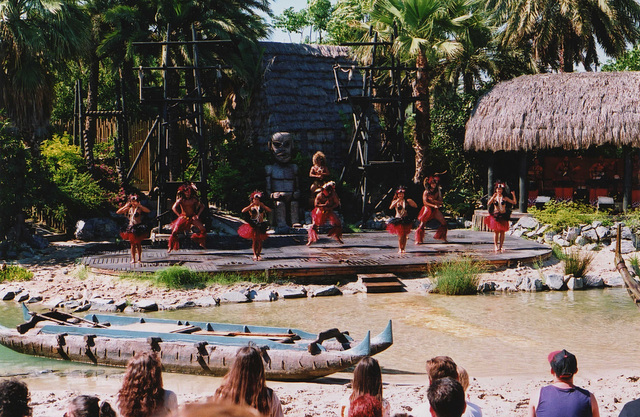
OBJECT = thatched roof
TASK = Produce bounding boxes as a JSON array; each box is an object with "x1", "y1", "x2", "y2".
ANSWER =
[
  {"x1": 248, "y1": 42, "x2": 362, "y2": 160},
  {"x1": 464, "y1": 72, "x2": 640, "y2": 152}
]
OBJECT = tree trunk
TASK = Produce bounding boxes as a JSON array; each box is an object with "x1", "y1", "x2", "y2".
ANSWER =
[
  {"x1": 561, "y1": 33, "x2": 574, "y2": 73},
  {"x1": 412, "y1": 51, "x2": 431, "y2": 184},
  {"x1": 84, "y1": 50, "x2": 99, "y2": 171}
]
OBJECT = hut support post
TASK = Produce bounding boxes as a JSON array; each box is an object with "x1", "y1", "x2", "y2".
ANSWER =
[
  {"x1": 487, "y1": 153, "x2": 494, "y2": 196},
  {"x1": 624, "y1": 146, "x2": 632, "y2": 212},
  {"x1": 519, "y1": 152, "x2": 527, "y2": 213}
]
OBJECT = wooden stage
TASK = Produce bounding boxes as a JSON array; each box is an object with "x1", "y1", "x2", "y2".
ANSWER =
[{"x1": 82, "y1": 230, "x2": 551, "y2": 280}]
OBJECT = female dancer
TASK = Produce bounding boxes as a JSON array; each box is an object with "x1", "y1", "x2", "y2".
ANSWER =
[
  {"x1": 308, "y1": 181, "x2": 343, "y2": 245},
  {"x1": 309, "y1": 151, "x2": 330, "y2": 195},
  {"x1": 238, "y1": 191, "x2": 271, "y2": 261},
  {"x1": 415, "y1": 175, "x2": 448, "y2": 243},
  {"x1": 117, "y1": 194, "x2": 150, "y2": 263},
  {"x1": 168, "y1": 182, "x2": 207, "y2": 252},
  {"x1": 214, "y1": 346, "x2": 284, "y2": 417},
  {"x1": 387, "y1": 186, "x2": 417, "y2": 253},
  {"x1": 485, "y1": 180, "x2": 516, "y2": 252},
  {"x1": 117, "y1": 352, "x2": 178, "y2": 417},
  {"x1": 339, "y1": 357, "x2": 390, "y2": 417}
]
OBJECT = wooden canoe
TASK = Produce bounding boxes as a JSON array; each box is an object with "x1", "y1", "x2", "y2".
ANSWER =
[{"x1": 0, "y1": 305, "x2": 390, "y2": 381}]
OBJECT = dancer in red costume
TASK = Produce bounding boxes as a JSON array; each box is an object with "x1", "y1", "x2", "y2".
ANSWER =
[
  {"x1": 485, "y1": 180, "x2": 516, "y2": 253},
  {"x1": 309, "y1": 151, "x2": 330, "y2": 195},
  {"x1": 387, "y1": 186, "x2": 417, "y2": 253},
  {"x1": 117, "y1": 194, "x2": 151, "y2": 263},
  {"x1": 415, "y1": 175, "x2": 448, "y2": 244},
  {"x1": 238, "y1": 191, "x2": 272, "y2": 261},
  {"x1": 168, "y1": 182, "x2": 207, "y2": 252},
  {"x1": 307, "y1": 181, "x2": 343, "y2": 245}
]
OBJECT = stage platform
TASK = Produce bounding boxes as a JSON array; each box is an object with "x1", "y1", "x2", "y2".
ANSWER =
[{"x1": 82, "y1": 230, "x2": 551, "y2": 280}]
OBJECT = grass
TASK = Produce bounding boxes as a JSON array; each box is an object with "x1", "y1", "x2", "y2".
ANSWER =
[
  {"x1": 0, "y1": 265, "x2": 33, "y2": 282},
  {"x1": 431, "y1": 257, "x2": 486, "y2": 295},
  {"x1": 551, "y1": 244, "x2": 566, "y2": 261},
  {"x1": 72, "y1": 264, "x2": 90, "y2": 280},
  {"x1": 563, "y1": 248, "x2": 594, "y2": 278},
  {"x1": 630, "y1": 255, "x2": 640, "y2": 277},
  {"x1": 120, "y1": 265, "x2": 272, "y2": 289}
]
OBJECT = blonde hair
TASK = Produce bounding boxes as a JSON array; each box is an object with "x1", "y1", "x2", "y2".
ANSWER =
[
  {"x1": 312, "y1": 151, "x2": 326, "y2": 166},
  {"x1": 457, "y1": 366, "x2": 469, "y2": 392}
]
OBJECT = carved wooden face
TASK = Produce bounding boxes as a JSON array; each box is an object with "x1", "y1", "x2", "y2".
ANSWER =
[{"x1": 270, "y1": 132, "x2": 293, "y2": 163}]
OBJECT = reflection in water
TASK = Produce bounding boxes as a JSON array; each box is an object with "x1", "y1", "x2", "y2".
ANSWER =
[{"x1": 1, "y1": 288, "x2": 639, "y2": 383}]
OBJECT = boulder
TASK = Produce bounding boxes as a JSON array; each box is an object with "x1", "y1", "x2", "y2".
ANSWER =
[
  {"x1": 545, "y1": 274, "x2": 565, "y2": 291},
  {"x1": 584, "y1": 243, "x2": 599, "y2": 251},
  {"x1": 248, "y1": 290, "x2": 278, "y2": 302},
  {"x1": 591, "y1": 220, "x2": 602, "y2": 228},
  {"x1": 133, "y1": 299, "x2": 158, "y2": 311},
  {"x1": 219, "y1": 291, "x2": 250, "y2": 304},
  {"x1": 75, "y1": 218, "x2": 120, "y2": 241},
  {"x1": 553, "y1": 235, "x2": 571, "y2": 247},
  {"x1": 566, "y1": 277, "x2": 584, "y2": 290},
  {"x1": 603, "y1": 275, "x2": 625, "y2": 287},
  {"x1": 45, "y1": 297, "x2": 65, "y2": 309},
  {"x1": 609, "y1": 240, "x2": 636, "y2": 254},
  {"x1": 583, "y1": 275, "x2": 605, "y2": 288},
  {"x1": 477, "y1": 282, "x2": 496, "y2": 293},
  {"x1": 15, "y1": 293, "x2": 29, "y2": 302},
  {"x1": 194, "y1": 296, "x2": 220, "y2": 307},
  {"x1": 574, "y1": 236, "x2": 588, "y2": 246},
  {"x1": 0, "y1": 290, "x2": 15, "y2": 301},
  {"x1": 581, "y1": 228, "x2": 599, "y2": 242},
  {"x1": 595, "y1": 226, "x2": 610, "y2": 239},
  {"x1": 497, "y1": 282, "x2": 518, "y2": 292},
  {"x1": 515, "y1": 216, "x2": 539, "y2": 230},
  {"x1": 421, "y1": 280, "x2": 435, "y2": 293},
  {"x1": 174, "y1": 301, "x2": 196, "y2": 309},
  {"x1": 27, "y1": 295, "x2": 43, "y2": 303},
  {"x1": 511, "y1": 229, "x2": 524, "y2": 238},
  {"x1": 311, "y1": 285, "x2": 342, "y2": 297},
  {"x1": 279, "y1": 288, "x2": 308, "y2": 299},
  {"x1": 565, "y1": 227, "x2": 581, "y2": 243}
]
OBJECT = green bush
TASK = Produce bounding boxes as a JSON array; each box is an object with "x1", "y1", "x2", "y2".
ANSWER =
[
  {"x1": 563, "y1": 248, "x2": 594, "y2": 278},
  {"x1": 123, "y1": 266, "x2": 271, "y2": 289},
  {"x1": 529, "y1": 201, "x2": 596, "y2": 232},
  {"x1": 432, "y1": 257, "x2": 485, "y2": 295},
  {"x1": 0, "y1": 265, "x2": 33, "y2": 282},
  {"x1": 629, "y1": 255, "x2": 640, "y2": 277},
  {"x1": 551, "y1": 244, "x2": 566, "y2": 261}
]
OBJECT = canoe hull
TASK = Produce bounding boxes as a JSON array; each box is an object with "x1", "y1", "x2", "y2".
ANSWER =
[{"x1": 0, "y1": 328, "x2": 367, "y2": 381}]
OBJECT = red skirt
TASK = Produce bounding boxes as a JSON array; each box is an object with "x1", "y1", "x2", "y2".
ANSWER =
[
  {"x1": 386, "y1": 218, "x2": 413, "y2": 236},
  {"x1": 238, "y1": 222, "x2": 268, "y2": 242},
  {"x1": 484, "y1": 216, "x2": 510, "y2": 232},
  {"x1": 311, "y1": 208, "x2": 340, "y2": 227},
  {"x1": 418, "y1": 206, "x2": 437, "y2": 223},
  {"x1": 120, "y1": 224, "x2": 149, "y2": 245}
]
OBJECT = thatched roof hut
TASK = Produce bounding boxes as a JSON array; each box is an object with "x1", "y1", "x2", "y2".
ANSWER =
[
  {"x1": 464, "y1": 72, "x2": 640, "y2": 152},
  {"x1": 247, "y1": 42, "x2": 361, "y2": 164}
]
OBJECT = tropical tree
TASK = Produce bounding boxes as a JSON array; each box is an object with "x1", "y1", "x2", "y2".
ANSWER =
[
  {"x1": 273, "y1": 7, "x2": 308, "y2": 43},
  {"x1": 487, "y1": 0, "x2": 640, "y2": 72},
  {"x1": 0, "y1": 0, "x2": 90, "y2": 152},
  {"x1": 307, "y1": 0, "x2": 332, "y2": 43},
  {"x1": 367, "y1": 0, "x2": 467, "y2": 183},
  {"x1": 326, "y1": 0, "x2": 370, "y2": 44}
]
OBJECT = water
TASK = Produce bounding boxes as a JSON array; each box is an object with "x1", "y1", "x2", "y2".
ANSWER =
[{"x1": 1, "y1": 288, "x2": 639, "y2": 385}]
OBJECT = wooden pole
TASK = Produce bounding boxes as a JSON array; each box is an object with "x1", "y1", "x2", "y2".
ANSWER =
[
  {"x1": 624, "y1": 147, "x2": 632, "y2": 213},
  {"x1": 487, "y1": 153, "x2": 495, "y2": 197},
  {"x1": 519, "y1": 152, "x2": 528, "y2": 213}
]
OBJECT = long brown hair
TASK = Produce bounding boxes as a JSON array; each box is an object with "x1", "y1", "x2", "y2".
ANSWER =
[
  {"x1": 117, "y1": 351, "x2": 166, "y2": 417},
  {"x1": 349, "y1": 356, "x2": 383, "y2": 404},
  {"x1": 215, "y1": 346, "x2": 272, "y2": 415}
]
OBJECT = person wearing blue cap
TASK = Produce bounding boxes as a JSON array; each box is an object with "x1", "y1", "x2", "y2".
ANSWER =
[{"x1": 527, "y1": 349, "x2": 600, "y2": 417}]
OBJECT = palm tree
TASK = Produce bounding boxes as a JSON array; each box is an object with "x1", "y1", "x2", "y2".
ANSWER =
[
  {"x1": 0, "y1": 0, "x2": 89, "y2": 152},
  {"x1": 368, "y1": 0, "x2": 466, "y2": 183},
  {"x1": 489, "y1": 0, "x2": 640, "y2": 72}
]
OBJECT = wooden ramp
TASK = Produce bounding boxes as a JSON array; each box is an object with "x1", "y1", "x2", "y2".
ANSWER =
[
  {"x1": 82, "y1": 230, "x2": 552, "y2": 282},
  {"x1": 359, "y1": 273, "x2": 405, "y2": 293}
]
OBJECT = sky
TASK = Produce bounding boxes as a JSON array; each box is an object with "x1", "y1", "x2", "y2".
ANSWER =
[{"x1": 265, "y1": 0, "x2": 332, "y2": 43}]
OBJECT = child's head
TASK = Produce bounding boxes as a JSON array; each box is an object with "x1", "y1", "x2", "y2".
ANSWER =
[{"x1": 312, "y1": 151, "x2": 326, "y2": 166}]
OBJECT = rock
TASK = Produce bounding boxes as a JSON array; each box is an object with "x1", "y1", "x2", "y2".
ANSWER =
[
  {"x1": 27, "y1": 295, "x2": 43, "y2": 303},
  {"x1": 497, "y1": 282, "x2": 518, "y2": 292},
  {"x1": 544, "y1": 232, "x2": 556, "y2": 243},
  {"x1": 515, "y1": 216, "x2": 539, "y2": 230},
  {"x1": 518, "y1": 276, "x2": 543, "y2": 292},
  {"x1": 73, "y1": 304, "x2": 91, "y2": 313},
  {"x1": 133, "y1": 299, "x2": 158, "y2": 311},
  {"x1": 89, "y1": 297, "x2": 114, "y2": 305},
  {"x1": 604, "y1": 275, "x2": 625, "y2": 287},
  {"x1": 45, "y1": 297, "x2": 65, "y2": 309},
  {"x1": 75, "y1": 217, "x2": 120, "y2": 241},
  {"x1": 575, "y1": 236, "x2": 588, "y2": 246},
  {"x1": 280, "y1": 288, "x2": 308, "y2": 299},
  {"x1": 536, "y1": 224, "x2": 549, "y2": 236},
  {"x1": 311, "y1": 285, "x2": 342, "y2": 297},
  {"x1": 584, "y1": 275, "x2": 605, "y2": 288},
  {"x1": 477, "y1": 282, "x2": 496, "y2": 293},
  {"x1": 174, "y1": 301, "x2": 196, "y2": 309},
  {"x1": 582, "y1": 228, "x2": 599, "y2": 242},
  {"x1": 421, "y1": 280, "x2": 435, "y2": 293},
  {"x1": 609, "y1": 240, "x2": 636, "y2": 254},
  {"x1": 93, "y1": 304, "x2": 119, "y2": 313},
  {"x1": 565, "y1": 227, "x2": 581, "y2": 243},
  {"x1": 511, "y1": 229, "x2": 524, "y2": 238},
  {"x1": 114, "y1": 300, "x2": 128, "y2": 311},
  {"x1": 28, "y1": 235, "x2": 49, "y2": 250},
  {"x1": 595, "y1": 226, "x2": 610, "y2": 239},
  {"x1": 61, "y1": 301, "x2": 80, "y2": 310},
  {"x1": 15, "y1": 293, "x2": 29, "y2": 302},
  {"x1": 584, "y1": 243, "x2": 599, "y2": 251},
  {"x1": 219, "y1": 291, "x2": 250, "y2": 303},
  {"x1": 566, "y1": 277, "x2": 584, "y2": 290},
  {"x1": 553, "y1": 235, "x2": 571, "y2": 247},
  {"x1": 194, "y1": 296, "x2": 220, "y2": 307},
  {"x1": 545, "y1": 274, "x2": 566, "y2": 291},
  {"x1": 591, "y1": 220, "x2": 602, "y2": 228},
  {"x1": 249, "y1": 290, "x2": 278, "y2": 302},
  {"x1": 0, "y1": 290, "x2": 15, "y2": 301}
]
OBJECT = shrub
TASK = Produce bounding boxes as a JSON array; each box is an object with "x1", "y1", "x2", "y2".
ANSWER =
[
  {"x1": 551, "y1": 244, "x2": 566, "y2": 261},
  {"x1": 529, "y1": 201, "x2": 595, "y2": 232},
  {"x1": 630, "y1": 255, "x2": 640, "y2": 277},
  {"x1": 563, "y1": 248, "x2": 594, "y2": 278},
  {"x1": 0, "y1": 265, "x2": 33, "y2": 282},
  {"x1": 123, "y1": 266, "x2": 271, "y2": 289},
  {"x1": 432, "y1": 257, "x2": 485, "y2": 295}
]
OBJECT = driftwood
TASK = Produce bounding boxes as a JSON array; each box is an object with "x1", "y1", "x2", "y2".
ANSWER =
[{"x1": 614, "y1": 224, "x2": 640, "y2": 308}]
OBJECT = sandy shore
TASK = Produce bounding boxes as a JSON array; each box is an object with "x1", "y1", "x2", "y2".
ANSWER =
[{"x1": 4, "y1": 240, "x2": 639, "y2": 416}]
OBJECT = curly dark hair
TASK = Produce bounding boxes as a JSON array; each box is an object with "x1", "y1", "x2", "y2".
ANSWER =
[
  {"x1": 117, "y1": 351, "x2": 166, "y2": 417},
  {"x1": 66, "y1": 395, "x2": 115, "y2": 417},
  {"x1": 214, "y1": 346, "x2": 273, "y2": 415},
  {"x1": 0, "y1": 378, "x2": 32, "y2": 417}
]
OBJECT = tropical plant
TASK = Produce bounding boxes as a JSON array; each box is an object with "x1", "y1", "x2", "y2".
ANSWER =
[
  {"x1": 366, "y1": 0, "x2": 469, "y2": 183},
  {"x1": 602, "y1": 44, "x2": 640, "y2": 72},
  {"x1": 488, "y1": 0, "x2": 640, "y2": 72},
  {"x1": 0, "y1": 265, "x2": 33, "y2": 282},
  {"x1": 563, "y1": 248, "x2": 594, "y2": 278}
]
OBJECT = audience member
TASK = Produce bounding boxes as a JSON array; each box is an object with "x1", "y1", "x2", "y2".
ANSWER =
[
  {"x1": 528, "y1": 349, "x2": 600, "y2": 417},
  {"x1": 349, "y1": 394, "x2": 383, "y2": 417},
  {"x1": 457, "y1": 367, "x2": 482, "y2": 417},
  {"x1": 0, "y1": 378, "x2": 31, "y2": 417},
  {"x1": 340, "y1": 357, "x2": 390, "y2": 417},
  {"x1": 178, "y1": 400, "x2": 262, "y2": 417},
  {"x1": 214, "y1": 346, "x2": 284, "y2": 417},
  {"x1": 427, "y1": 377, "x2": 466, "y2": 417},
  {"x1": 117, "y1": 351, "x2": 178, "y2": 417},
  {"x1": 619, "y1": 397, "x2": 640, "y2": 417},
  {"x1": 414, "y1": 356, "x2": 480, "y2": 417},
  {"x1": 65, "y1": 395, "x2": 116, "y2": 417}
]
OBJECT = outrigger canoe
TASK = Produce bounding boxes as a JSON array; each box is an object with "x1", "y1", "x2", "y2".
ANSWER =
[{"x1": 0, "y1": 304, "x2": 392, "y2": 381}]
